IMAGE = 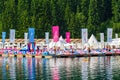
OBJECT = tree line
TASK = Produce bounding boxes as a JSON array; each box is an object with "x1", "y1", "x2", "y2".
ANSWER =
[{"x1": 0, "y1": 0, "x2": 120, "y2": 40}]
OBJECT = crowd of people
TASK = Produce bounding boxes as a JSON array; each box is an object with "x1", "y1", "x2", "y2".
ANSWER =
[{"x1": 0, "y1": 42, "x2": 120, "y2": 56}]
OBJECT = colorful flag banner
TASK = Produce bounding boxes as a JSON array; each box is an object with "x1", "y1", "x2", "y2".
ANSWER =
[
  {"x1": 2, "y1": 32, "x2": 6, "y2": 43},
  {"x1": 45, "y1": 32, "x2": 49, "y2": 44},
  {"x1": 24, "y1": 33, "x2": 28, "y2": 43},
  {"x1": 10, "y1": 29, "x2": 15, "y2": 43},
  {"x1": 100, "y1": 33, "x2": 104, "y2": 42},
  {"x1": 107, "y1": 28, "x2": 113, "y2": 42},
  {"x1": 81, "y1": 28, "x2": 88, "y2": 44},
  {"x1": 66, "y1": 32, "x2": 70, "y2": 43},
  {"x1": 52, "y1": 26, "x2": 59, "y2": 42},
  {"x1": 28, "y1": 28, "x2": 35, "y2": 42}
]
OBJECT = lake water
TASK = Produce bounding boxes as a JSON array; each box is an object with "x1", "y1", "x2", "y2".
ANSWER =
[{"x1": 0, "y1": 56, "x2": 120, "y2": 80}]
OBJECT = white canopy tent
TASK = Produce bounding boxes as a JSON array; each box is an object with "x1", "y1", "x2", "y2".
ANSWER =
[
  {"x1": 59, "y1": 36, "x2": 67, "y2": 44},
  {"x1": 109, "y1": 38, "x2": 120, "y2": 48},
  {"x1": 87, "y1": 34, "x2": 98, "y2": 49},
  {"x1": 48, "y1": 36, "x2": 66, "y2": 49}
]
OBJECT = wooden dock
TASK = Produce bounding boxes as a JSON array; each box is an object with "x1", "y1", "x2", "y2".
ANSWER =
[{"x1": 0, "y1": 53, "x2": 120, "y2": 58}]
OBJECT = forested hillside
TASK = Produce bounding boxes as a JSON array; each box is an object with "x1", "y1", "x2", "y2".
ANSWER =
[{"x1": 0, "y1": 0, "x2": 120, "y2": 39}]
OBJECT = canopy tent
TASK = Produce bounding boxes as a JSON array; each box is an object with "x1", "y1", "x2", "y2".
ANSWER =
[
  {"x1": 48, "y1": 40, "x2": 56, "y2": 48},
  {"x1": 109, "y1": 38, "x2": 120, "y2": 48},
  {"x1": 87, "y1": 34, "x2": 98, "y2": 49},
  {"x1": 59, "y1": 36, "x2": 67, "y2": 44},
  {"x1": 49, "y1": 36, "x2": 66, "y2": 49}
]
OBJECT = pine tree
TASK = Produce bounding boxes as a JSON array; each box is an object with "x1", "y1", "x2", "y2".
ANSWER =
[
  {"x1": 81, "y1": 0, "x2": 90, "y2": 27},
  {"x1": 17, "y1": 0, "x2": 29, "y2": 38},
  {"x1": 1, "y1": 0, "x2": 16, "y2": 37},
  {"x1": 87, "y1": 0, "x2": 100, "y2": 36},
  {"x1": 74, "y1": 6, "x2": 85, "y2": 38},
  {"x1": 0, "y1": 0, "x2": 119, "y2": 38},
  {"x1": 112, "y1": 0, "x2": 120, "y2": 34}
]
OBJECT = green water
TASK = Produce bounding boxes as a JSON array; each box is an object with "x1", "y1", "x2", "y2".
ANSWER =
[{"x1": 0, "y1": 56, "x2": 120, "y2": 80}]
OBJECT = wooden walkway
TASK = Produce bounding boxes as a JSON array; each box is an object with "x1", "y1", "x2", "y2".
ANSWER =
[
  {"x1": 0, "y1": 39, "x2": 81, "y2": 43},
  {"x1": 0, "y1": 53, "x2": 120, "y2": 58}
]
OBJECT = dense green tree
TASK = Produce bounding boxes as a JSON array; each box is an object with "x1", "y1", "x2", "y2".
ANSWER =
[
  {"x1": 112, "y1": 0, "x2": 120, "y2": 35},
  {"x1": 75, "y1": 12, "x2": 85, "y2": 38},
  {"x1": 81, "y1": 0, "x2": 89, "y2": 27},
  {"x1": 112, "y1": 0, "x2": 120, "y2": 22},
  {"x1": 0, "y1": 0, "x2": 119, "y2": 39},
  {"x1": 17, "y1": 0, "x2": 29, "y2": 38},
  {"x1": 64, "y1": 3, "x2": 72, "y2": 37},
  {"x1": 87, "y1": 0, "x2": 100, "y2": 37},
  {"x1": 1, "y1": 0, "x2": 16, "y2": 37}
]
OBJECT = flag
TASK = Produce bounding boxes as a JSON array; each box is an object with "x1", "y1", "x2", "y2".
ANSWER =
[
  {"x1": 66, "y1": 32, "x2": 70, "y2": 43},
  {"x1": 81, "y1": 28, "x2": 88, "y2": 44},
  {"x1": 107, "y1": 28, "x2": 113, "y2": 42},
  {"x1": 115, "y1": 33, "x2": 118, "y2": 39},
  {"x1": 45, "y1": 32, "x2": 49, "y2": 44},
  {"x1": 10, "y1": 29, "x2": 15, "y2": 43},
  {"x1": 52, "y1": 26, "x2": 59, "y2": 42},
  {"x1": 2, "y1": 32, "x2": 6, "y2": 43},
  {"x1": 100, "y1": 33, "x2": 104, "y2": 42},
  {"x1": 28, "y1": 28, "x2": 35, "y2": 42},
  {"x1": 24, "y1": 33, "x2": 28, "y2": 43}
]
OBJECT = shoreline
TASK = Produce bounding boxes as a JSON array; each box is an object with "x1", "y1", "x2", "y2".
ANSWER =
[{"x1": 1, "y1": 53, "x2": 120, "y2": 58}]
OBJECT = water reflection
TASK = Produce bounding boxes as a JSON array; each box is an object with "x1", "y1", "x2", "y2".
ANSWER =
[
  {"x1": 36, "y1": 58, "x2": 42, "y2": 79},
  {"x1": 22, "y1": 57, "x2": 28, "y2": 79},
  {"x1": 105, "y1": 56, "x2": 113, "y2": 80},
  {"x1": 42, "y1": 58, "x2": 47, "y2": 80},
  {"x1": 9, "y1": 57, "x2": 16, "y2": 79},
  {"x1": 0, "y1": 56, "x2": 120, "y2": 80},
  {"x1": 81, "y1": 58, "x2": 89, "y2": 80},
  {"x1": 2, "y1": 57, "x2": 7, "y2": 80},
  {"x1": 51, "y1": 59, "x2": 60, "y2": 80},
  {"x1": 27, "y1": 57, "x2": 35, "y2": 79}
]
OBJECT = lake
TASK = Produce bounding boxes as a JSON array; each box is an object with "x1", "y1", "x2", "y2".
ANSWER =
[{"x1": 0, "y1": 56, "x2": 120, "y2": 80}]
